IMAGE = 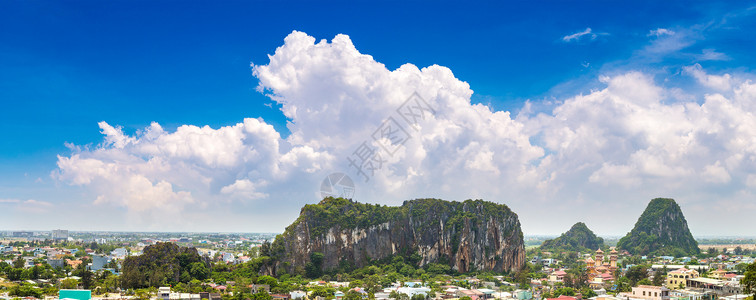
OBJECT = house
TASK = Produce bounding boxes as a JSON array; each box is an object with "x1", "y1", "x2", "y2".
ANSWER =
[
  {"x1": 199, "y1": 292, "x2": 222, "y2": 300},
  {"x1": 0, "y1": 245, "x2": 12, "y2": 254},
  {"x1": 719, "y1": 295, "x2": 752, "y2": 300},
  {"x1": 669, "y1": 289, "x2": 706, "y2": 300},
  {"x1": 477, "y1": 289, "x2": 495, "y2": 299},
  {"x1": 47, "y1": 258, "x2": 65, "y2": 269},
  {"x1": 213, "y1": 286, "x2": 227, "y2": 292},
  {"x1": 90, "y1": 255, "x2": 110, "y2": 271},
  {"x1": 514, "y1": 290, "x2": 532, "y2": 300},
  {"x1": 159, "y1": 287, "x2": 172, "y2": 300},
  {"x1": 546, "y1": 295, "x2": 577, "y2": 300},
  {"x1": 666, "y1": 268, "x2": 699, "y2": 289},
  {"x1": 23, "y1": 257, "x2": 36, "y2": 268},
  {"x1": 550, "y1": 270, "x2": 567, "y2": 282},
  {"x1": 620, "y1": 285, "x2": 670, "y2": 300},
  {"x1": 221, "y1": 252, "x2": 235, "y2": 264},
  {"x1": 66, "y1": 259, "x2": 83, "y2": 269},
  {"x1": 396, "y1": 287, "x2": 431, "y2": 298},
  {"x1": 59, "y1": 289, "x2": 92, "y2": 300},
  {"x1": 686, "y1": 277, "x2": 742, "y2": 295},
  {"x1": 110, "y1": 248, "x2": 128, "y2": 258},
  {"x1": 290, "y1": 291, "x2": 307, "y2": 300},
  {"x1": 542, "y1": 258, "x2": 559, "y2": 266}
]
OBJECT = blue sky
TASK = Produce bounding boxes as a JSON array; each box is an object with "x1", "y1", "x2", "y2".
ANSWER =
[{"x1": 2, "y1": 1, "x2": 756, "y2": 235}]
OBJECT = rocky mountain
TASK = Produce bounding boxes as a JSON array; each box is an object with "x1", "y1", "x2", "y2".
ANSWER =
[
  {"x1": 617, "y1": 198, "x2": 700, "y2": 256},
  {"x1": 268, "y1": 197, "x2": 525, "y2": 275},
  {"x1": 540, "y1": 222, "x2": 606, "y2": 252}
]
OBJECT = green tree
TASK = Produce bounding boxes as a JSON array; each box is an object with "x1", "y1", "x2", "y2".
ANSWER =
[
  {"x1": 343, "y1": 290, "x2": 363, "y2": 300},
  {"x1": 81, "y1": 268, "x2": 94, "y2": 289},
  {"x1": 652, "y1": 269, "x2": 664, "y2": 286},
  {"x1": 13, "y1": 257, "x2": 25, "y2": 269},
  {"x1": 626, "y1": 265, "x2": 648, "y2": 286},
  {"x1": 256, "y1": 275, "x2": 279, "y2": 288},
  {"x1": 10, "y1": 284, "x2": 43, "y2": 298},
  {"x1": 7, "y1": 267, "x2": 23, "y2": 281},
  {"x1": 743, "y1": 262, "x2": 756, "y2": 298},
  {"x1": 252, "y1": 290, "x2": 272, "y2": 300},
  {"x1": 190, "y1": 262, "x2": 210, "y2": 280},
  {"x1": 233, "y1": 280, "x2": 252, "y2": 300},
  {"x1": 61, "y1": 278, "x2": 80, "y2": 289},
  {"x1": 305, "y1": 252, "x2": 325, "y2": 279},
  {"x1": 615, "y1": 277, "x2": 631, "y2": 293},
  {"x1": 580, "y1": 288, "x2": 597, "y2": 299},
  {"x1": 310, "y1": 286, "x2": 335, "y2": 298},
  {"x1": 552, "y1": 287, "x2": 576, "y2": 297},
  {"x1": 135, "y1": 289, "x2": 150, "y2": 300}
]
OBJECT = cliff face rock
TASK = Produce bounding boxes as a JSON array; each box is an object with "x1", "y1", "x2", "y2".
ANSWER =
[
  {"x1": 617, "y1": 198, "x2": 699, "y2": 256},
  {"x1": 272, "y1": 198, "x2": 525, "y2": 274},
  {"x1": 541, "y1": 222, "x2": 605, "y2": 251}
]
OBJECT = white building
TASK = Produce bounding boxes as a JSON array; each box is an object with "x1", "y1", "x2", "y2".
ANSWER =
[{"x1": 620, "y1": 285, "x2": 670, "y2": 300}]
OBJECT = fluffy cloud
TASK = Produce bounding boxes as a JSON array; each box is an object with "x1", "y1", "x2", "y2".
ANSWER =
[
  {"x1": 684, "y1": 63, "x2": 733, "y2": 91},
  {"x1": 55, "y1": 31, "x2": 756, "y2": 234},
  {"x1": 54, "y1": 117, "x2": 334, "y2": 227}
]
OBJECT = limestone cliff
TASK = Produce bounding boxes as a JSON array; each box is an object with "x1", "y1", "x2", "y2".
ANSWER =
[
  {"x1": 270, "y1": 198, "x2": 525, "y2": 274},
  {"x1": 617, "y1": 198, "x2": 699, "y2": 256}
]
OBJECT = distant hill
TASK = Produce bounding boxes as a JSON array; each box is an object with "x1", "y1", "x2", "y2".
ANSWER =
[
  {"x1": 120, "y1": 242, "x2": 210, "y2": 289},
  {"x1": 617, "y1": 198, "x2": 700, "y2": 256},
  {"x1": 540, "y1": 222, "x2": 606, "y2": 252}
]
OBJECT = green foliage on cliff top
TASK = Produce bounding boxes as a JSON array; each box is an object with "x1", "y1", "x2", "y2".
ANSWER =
[
  {"x1": 540, "y1": 222, "x2": 606, "y2": 252},
  {"x1": 281, "y1": 197, "x2": 517, "y2": 240},
  {"x1": 617, "y1": 198, "x2": 700, "y2": 257}
]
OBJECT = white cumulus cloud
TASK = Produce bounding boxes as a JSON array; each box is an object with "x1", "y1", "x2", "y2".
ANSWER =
[{"x1": 54, "y1": 31, "x2": 756, "y2": 234}]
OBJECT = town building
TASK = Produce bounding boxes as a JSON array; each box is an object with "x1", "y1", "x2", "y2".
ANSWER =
[
  {"x1": 59, "y1": 290, "x2": 92, "y2": 300},
  {"x1": 52, "y1": 229, "x2": 69, "y2": 240},
  {"x1": 620, "y1": 285, "x2": 670, "y2": 300},
  {"x1": 586, "y1": 248, "x2": 618, "y2": 284},
  {"x1": 666, "y1": 268, "x2": 699, "y2": 289}
]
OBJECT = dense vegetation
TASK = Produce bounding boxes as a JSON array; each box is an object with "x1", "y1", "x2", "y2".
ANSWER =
[
  {"x1": 287, "y1": 197, "x2": 404, "y2": 238},
  {"x1": 617, "y1": 198, "x2": 700, "y2": 257},
  {"x1": 280, "y1": 197, "x2": 516, "y2": 240},
  {"x1": 540, "y1": 222, "x2": 606, "y2": 252},
  {"x1": 121, "y1": 242, "x2": 210, "y2": 288},
  {"x1": 743, "y1": 261, "x2": 756, "y2": 299}
]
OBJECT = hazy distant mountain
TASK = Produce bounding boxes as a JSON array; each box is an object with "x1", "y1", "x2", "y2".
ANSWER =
[
  {"x1": 540, "y1": 222, "x2": 606, "y2": 252},
  {"x1": 617, "y1": 198, "x2": 700, "y2": 256}
]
